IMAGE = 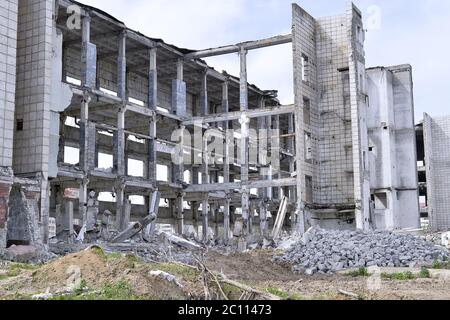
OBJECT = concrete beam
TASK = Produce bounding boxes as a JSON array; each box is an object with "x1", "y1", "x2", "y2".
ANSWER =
[
  {"x1": 184, "y1": 178, "x2": 297, "y2": 193},
  {"x1": 182, "y1": 105, "x2": 295, "y2": 126},
  {"x1": 185, "y1": 34, "x2": 292, "y2": 59}
]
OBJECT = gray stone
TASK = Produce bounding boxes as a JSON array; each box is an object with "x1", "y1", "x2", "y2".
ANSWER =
[
  {"x1": 5, "y1": 245, "x2": 38, "y2": 263},
  {"x1": 274, "y1": 228, "x2": 450, "y2": 274}
]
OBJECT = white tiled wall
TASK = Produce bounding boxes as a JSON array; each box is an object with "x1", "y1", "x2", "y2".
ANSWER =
[
  {"x1": 13, "y1": 0, "x2": 53, "y2": 174},
  {"x1": 0, "y1": 0, "x2": 18, "y2": 168}
]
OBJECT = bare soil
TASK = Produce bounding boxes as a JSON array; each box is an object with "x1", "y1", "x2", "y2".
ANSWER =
[{"x1": 1, "y1": 247, "x2": 449, "y2": 300}]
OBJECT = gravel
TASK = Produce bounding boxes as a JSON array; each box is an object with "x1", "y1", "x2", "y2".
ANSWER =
[{"x1": 274, "y1": 227, "x2": 450, "y2": 275}]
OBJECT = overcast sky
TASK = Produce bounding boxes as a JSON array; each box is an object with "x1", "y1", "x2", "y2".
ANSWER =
[{"x1": 78, "y1": 0, "x2": 450, "y2": 122}]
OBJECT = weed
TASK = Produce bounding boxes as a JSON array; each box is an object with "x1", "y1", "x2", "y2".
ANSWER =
[
  {"x1": 419, "y1": 267, "x2": 431, "y2": 279},
  {"x1": 348, "y1": 267, "x2": 370, "y2": 277},
  {"x1": 266, "y1": 287, "x2": 302, "y2": 300},
  {"x1": 381, "y1": 271, "x2": 416, "y2": 281}
]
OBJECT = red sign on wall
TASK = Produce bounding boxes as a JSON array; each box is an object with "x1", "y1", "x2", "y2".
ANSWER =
[{"x1": 64, "y1": 188, "x2": 80, "y2": 199}]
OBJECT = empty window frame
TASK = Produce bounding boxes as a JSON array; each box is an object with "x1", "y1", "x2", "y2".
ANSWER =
[
  {"x1": 98, "y1": 153, "x2": 113, "y2": 170},
  {"x1": 305, "y1": 175, "x2": 313, "y2": 203},
  {"x1": 304, "y1": 132, "x2": 313, "y2": 162},
  {"x1": 301, "y1": 54, "x2": 310, "y2": 82},
  {"x1": 374, "y1": 193, "x2": 388, "y2": 210},
  {"x1": 64, "y1": 146, "x2": 79, "y2": 165},
  {"x1": 157, "y1": 164, "x2": 169, "y2": 182},
  {"x1": 128, "y1": 158, "x2": 144, "y2": 177},
  {"x1": 303, "y1": 97, "x2": 311, "y2": 125}
]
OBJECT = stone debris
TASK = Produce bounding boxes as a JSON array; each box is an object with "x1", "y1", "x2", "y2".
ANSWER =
[
  {"x1": 4, "y1": 245, "x2": 38, "y2": 263},
  {"x1": 1, "y1": 245, "x2": 57, "y2": 264},
  {"x1": 149, "y1": 270, "x2": 183, "y2": 288},
  {"x1": 274, "y1": 227, "x2": 450, "y2": 275}
]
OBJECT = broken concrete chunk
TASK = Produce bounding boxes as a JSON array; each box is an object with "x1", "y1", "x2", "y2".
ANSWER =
[
  {"x1": 149, "y1": 270, "x2": 183, "y2": 288},
  {"x1": 5, "y1": 245, "x2": 38, "y2": 263},
  {"x1": 159, "y1": 232, "x2": 202, "y2": 251}
]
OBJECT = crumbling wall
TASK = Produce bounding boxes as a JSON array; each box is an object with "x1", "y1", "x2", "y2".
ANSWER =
[
  {"x1": 6, "y1": 185, "x2": 41, "y2": 246},
  {"x1": 0, "y1": 171, "x2": 13, "y2": 248},
  {"x1": 316, "y1": 13, "x2": 354, "y2": 205},
  {"x1": 424, "y1": 114, "x2": 450, "y2": 231},
  {"x1": 346, "y1": 3, "x2": 371, "y2": 230},
  {"x1": 13, "y1": 0, "x2": 54, "y2": 243},
  {"x1": 0, "y1": 0, "x2": 18, "y2": 169},
  {"x1": 0, "y1": 0, "x2": 18, "y2": 248},
  {"x1": 292, "y1": 3, "x2": 371, "y2": 230},
  {"x1": 291, "y1": 4, "x2": 319, "y2": 207},
  {"x1": 14, "y1": 0, "x2": 53, "y2": 175},
  {"x1": 366, "y1": 66, "x2": 420, "y2": 230}
]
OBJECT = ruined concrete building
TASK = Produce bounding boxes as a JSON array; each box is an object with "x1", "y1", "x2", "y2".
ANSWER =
[
  {"x1": 416, "y1": 115, "x2": 450, "y2": 232},
  {"x1": 0, "y1": 0, "x2": 421, "y2": 249}
]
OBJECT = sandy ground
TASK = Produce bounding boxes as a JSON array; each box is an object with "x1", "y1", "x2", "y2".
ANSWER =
[{"x1": 0, "y1": 247, "x2": 449, "y2": 300}]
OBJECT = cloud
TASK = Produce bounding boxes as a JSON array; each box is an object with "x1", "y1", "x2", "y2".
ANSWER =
[
  {"x1": 78, "y1": 0, "x2": 245, "y2": 48},
  {"x1": 76, "y1": 0, "x2": 450, "y2": 120}
]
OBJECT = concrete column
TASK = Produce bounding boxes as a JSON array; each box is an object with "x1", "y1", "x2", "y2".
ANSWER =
[
  {"x1": 81, "y1": 15, "x2": 96, "y2": 88},
  {"x1": 145, "y1": 191, "x2": 160, "y2": 237},
  {"x1": 64, "y1": 201, "x2": 74, "y2": 244},
  {"x1": 79, "y1": 179, "x2": 88, "y2": 226},
  {"x1": 82, "y1": 15, "x2": 90, "y2": 43},
  {"x1": 222, "y1": 81, "x2": 231, "y2": 244},
  {"x1": 175, "y1": 125, "x2": 185, "y2": 184},
  {"x1": 114, "y1": 108, "x2": 126, "y2": 176},
  {"x1": 257, "y1": 97, "x2": 268, "y2": 212},
  {"x1": 58, "y1": 115, "x2": 66, "y2": 164},
  {"x1": 288, "y1": 114, "x2": 296, "y2": 230},
  {"x1": 259, "y1": 201, "x2": 269, "y2": 240},
  {"x1": 294, "y1": 107, "x2": 306, "y2": 234},
  {"x1": 172, "y1": 59, "x2": 187, "y2": 116},
  {"x1": 200, "y1": 70, "x2": 209, "y2": 241},
  {"x1": 191, "y1": 166, "x2": 199, "y2": 232},
  {"x1": 266, "y1": 116, "x2": 273, "y2": 200},
  {"x1": 115, "y1": 182, "x2": 126, "y2": 231},
  {"x1": 223, "y1": 197, "x2": 231, "y2": 244},
  {"x1": 148, "y1": 48, "x2": 158, "y2": 109},
  {"x1": 273, "y1": 115, "x2": 283, "y2": 200},
  {"x1": 202, "y1": 197, "x2": 209, "y2": 242},
  {"x1": 117, "y1": 31, "x2": 127, "y2": 99},
  {"x1": 200, "y1": 71, "x2": 208, "y2": 116},
  {"x1": 239, "y1": 48, "x2": 250, "y2": 233},
  {"x1": 79, "y1": 93, "x2": 90, "y2": 172},
  {"x1": 148, "y1": 48, "x2": 157, "y2": 184},
  {"x1": 176, "y1": 193, "x2": 184, "y2": 235},
  {"x1": 87, "y1": 122, "x2": 97, "y2": 171},
  {"x1": 223, "y1": 81, "x2": 230, "y2": 181}
]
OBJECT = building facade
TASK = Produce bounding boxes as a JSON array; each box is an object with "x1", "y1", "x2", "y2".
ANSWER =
[{"x1": 0, "y1": 1, "x2": 421, "y2": 249}]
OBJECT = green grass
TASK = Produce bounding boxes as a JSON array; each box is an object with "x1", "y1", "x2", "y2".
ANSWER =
[
  {"x1": 347, "y1": 267, "x2": 370, "y2": 277},
  {"x1": 106, "y1": 252, "x2": 123, "y2": 260},
  {"x1": 381, "y1": 271, "x2": 417, "y2": 281},
  {"x1": 89, "y1": 246, "x2": 107, "y2": 261},
  {"x1": 0, "y1": 263, "x2": 39, "y2": 280},
  {"x1": 266, "y1": 287, "x2": 302, "y2": 300},
  {"x1": 432, "y1": 260, "x2": 450, "y2": 269},
  {"x1": 419, "y1": 267, "x2": 431, "y2": 279},
  {"x1": 50, "y1": 280, "x2": 145, "y2": 301}
]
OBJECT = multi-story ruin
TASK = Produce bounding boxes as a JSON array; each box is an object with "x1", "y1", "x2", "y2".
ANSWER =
[{"x1": 0, "y1": 0, "x2": 421, "y2": 249}]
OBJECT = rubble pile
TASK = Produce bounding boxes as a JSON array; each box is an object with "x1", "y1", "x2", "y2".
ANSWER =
[{"x1": 274, "y1": 228, "x2": 450, "y2": 275}]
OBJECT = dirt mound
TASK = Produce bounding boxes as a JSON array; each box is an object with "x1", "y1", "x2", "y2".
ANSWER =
[
  {"x1": 32, "y1": 248, "x2": 110, "y2": 291},
  {"x1": 1, "y1": 247, "x2": 188, "y2": 299}
]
